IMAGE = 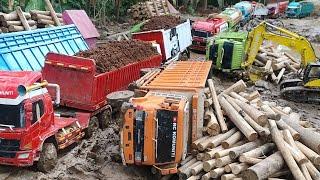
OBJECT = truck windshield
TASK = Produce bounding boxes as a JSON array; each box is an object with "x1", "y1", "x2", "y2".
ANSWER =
[
  {"x1": 0, "y1": 103, "x2": 25, "y2": 128},
  {"x1": 288, "y1": 7, "x2": 299, "y2": 13}
]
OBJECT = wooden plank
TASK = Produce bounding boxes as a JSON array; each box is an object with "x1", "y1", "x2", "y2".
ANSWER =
[
  {"x1": 16, "y1": 7, "x2": 31, "y2": 31},
  {"x1": 44, "y1": 0, "x2": 61, "y2": 26},
  {"x1": 151, "y1": 0, "x2": 160, "y2": 16}
]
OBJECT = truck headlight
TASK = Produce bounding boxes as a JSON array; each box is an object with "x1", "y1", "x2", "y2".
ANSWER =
[{"x1": 17, "y1": 153, "x2": 29, "y2": 159}]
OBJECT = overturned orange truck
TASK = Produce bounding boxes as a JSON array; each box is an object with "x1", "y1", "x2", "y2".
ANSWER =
[{"x1": 121, "y1": 61, "x2": 212, "y2": 175}]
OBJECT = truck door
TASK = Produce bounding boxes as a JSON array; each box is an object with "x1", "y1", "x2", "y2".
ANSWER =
[{"x1": 24, "y1": 97, "x2": 47, "y2": 150}]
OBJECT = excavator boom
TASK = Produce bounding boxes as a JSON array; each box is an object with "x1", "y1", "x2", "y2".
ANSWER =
[{"x1": 242, "y1": 21, "x2": 317, "y2": 68}]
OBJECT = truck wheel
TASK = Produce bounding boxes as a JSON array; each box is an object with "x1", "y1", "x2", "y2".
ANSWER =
[
  {"x1": 85, "y1": 116, "x2": 99, "y2": 138},
  {"x1": 98, "y1": 109, "x2": 111, "y2": 129},
  {"x1": 37, "y1": 143, "x2": 57, "y2": 173}
]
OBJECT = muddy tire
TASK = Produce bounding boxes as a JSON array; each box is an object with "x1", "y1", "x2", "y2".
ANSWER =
[
  {"x1": 98, "y1": 109, "x2": 111, "y2": 129},
  {"x1": 37, "y1": 143, "x2": 57, "y2": 173},
  {"x1": 85, "y1": 116, "x2": 99, "y2": 138}
]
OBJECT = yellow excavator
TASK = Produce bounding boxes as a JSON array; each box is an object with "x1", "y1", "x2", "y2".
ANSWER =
[
  {"x1": 246, "y1": 21, "x2": 320, "y2": 103},
  {"x1": 207, "y1": 21, "x2": 320, "y2": 103}
]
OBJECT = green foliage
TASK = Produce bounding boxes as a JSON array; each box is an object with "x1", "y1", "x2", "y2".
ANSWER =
[
  {"x1": 187, "y1": 5, "x2": 195, "y2": 15},
  {"x1": 25, "y1": 0, "x2": 45, "y2": 12}
]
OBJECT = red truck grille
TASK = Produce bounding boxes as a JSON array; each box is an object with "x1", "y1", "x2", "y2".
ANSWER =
[
  {"x1": 0, "y1": 139, "x2": 20, "y2": 151},
  {"x1": 0, "y1": 139, "x2": 20, "y2": 158},
  {"x1": 192, "y1": 30, "x2": 211, "y2": 38},
  {"x1": 0, "y1": 151, "x2": 16, "y2": 158}
]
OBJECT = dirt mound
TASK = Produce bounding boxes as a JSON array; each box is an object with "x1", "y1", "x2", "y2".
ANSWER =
[
  {"x1": 76, "y1": 40, "x2": 159, "y2": 74},
  {"x1": 141, "y1": 15, "x2": 183, "y2": 31}
]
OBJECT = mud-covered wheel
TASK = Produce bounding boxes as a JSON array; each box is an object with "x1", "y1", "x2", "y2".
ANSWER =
[
  {"x1": 85, "y1": 116, "x2": 99, "y2": 138},
  {"x1": 37, "y1": 143, "x2": 57, "y2": 173},
  {"x1": 98, "y1": 109, "x2": 111, "y2": 129}
]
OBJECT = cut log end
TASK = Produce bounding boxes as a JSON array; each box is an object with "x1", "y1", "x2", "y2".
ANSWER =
[
  {"x1": 242, "y1": 170, "x2": 259, "y2": 180},
  {"x1": 248, "y1": 133, "x2": 259, "y2": 142}
]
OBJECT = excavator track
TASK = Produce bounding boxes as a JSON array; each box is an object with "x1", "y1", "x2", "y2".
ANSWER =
[{"x1": 280, "y1": 86, "x2": 320, "y2": 104}]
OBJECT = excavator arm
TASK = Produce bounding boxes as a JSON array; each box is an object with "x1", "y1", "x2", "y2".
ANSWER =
[{"x1": 242, "y1": 22, "x2": 317, "y2": 68}]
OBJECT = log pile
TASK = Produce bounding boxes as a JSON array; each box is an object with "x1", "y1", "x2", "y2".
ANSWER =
[
  {"x1": 178, "y1": 79, "x2": 320, "y2": 180},
  {"x1": 251, "y1": 44, "x2": 301, "y2": 84},
  {"x1": 128, "y1": 0, "x2": 171, "y2": 21},
  {"x1": 0, "y1": 8, "x2": 35, "y2": 33},
  {"x1": 30, "y1": 10, "x2": 63, "y2": 28},
  {"x1": 0, "y1": 0, "x2": 63, "y2": 33}
]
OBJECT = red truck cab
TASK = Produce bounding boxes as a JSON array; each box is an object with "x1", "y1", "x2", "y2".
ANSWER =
[
  {"x1": 191, "y1": 18, "x2": 228, "y2": 52},
  {"x1": 0, "y1": 71, "x2": 91, "y2": 171}
]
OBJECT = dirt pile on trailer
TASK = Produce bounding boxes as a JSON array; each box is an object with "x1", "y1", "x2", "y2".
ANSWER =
[
  {"x1": 141, "y1": 15, "x2": 183, "y2": 31},
  {"x1": 76, "y1": 40, "x2": 159, "y2": 74}
]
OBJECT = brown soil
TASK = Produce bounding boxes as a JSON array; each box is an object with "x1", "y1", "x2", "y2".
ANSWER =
[
  {"x1": 76, "y1": 40, "x2": 159, "y2": 74},
  {"x1": 141, "y1": 15, "x2": 183, "y2": 31}
]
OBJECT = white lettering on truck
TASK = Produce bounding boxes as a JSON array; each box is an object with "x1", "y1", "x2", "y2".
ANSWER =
[
  {"x1": 0, "y1": 91, "x2": 14, "y2": 96},
  {"x1": 171, "y1": 117, "x2": 177, "y2": 158}
]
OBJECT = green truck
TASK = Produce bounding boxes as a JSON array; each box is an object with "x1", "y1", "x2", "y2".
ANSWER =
[{"x1": 206, "y1": 31, "x2": 248, "y2": 72}]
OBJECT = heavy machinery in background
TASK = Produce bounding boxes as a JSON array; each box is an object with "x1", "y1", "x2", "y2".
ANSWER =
[
  {"x1": 132, "y1": 19, "x2": 192, "y2": 62},
  {"x1": 190, "y1": 17, "x2": 229, "y2": 52},
  {"x1": 0, "y1": 51, "x2": 162, "y2": 171},
  {"x1": 215, "y1": 8, "x2": 242, "y2": 30},
  {"x1": 234, "y1": 1, "x2": 254, "y2": 25},
  {"x1": 286, "y1": 1, "x2": 315, "y2": 18},
  {"x1": 252, "y1": 2, "x2": 269, "y2": 19},
  {"x1": 206, "y1": 21, "x2": 320, "y2": 103},
  {"x1": 207, "y1": 21, "x2": 317, "y2": 71},
  {"x1": 280, "y1": 63, "x2": 320, "y2": 103},
  {"x1": 121, "y1": 61, "x2": 212, "y2": 175},
  {"x1": 190, "y1": 8, "x2": 242, "y2": 53},
  {"x1": 267, "y1": 0, "x2": 289, "y2": 18}
]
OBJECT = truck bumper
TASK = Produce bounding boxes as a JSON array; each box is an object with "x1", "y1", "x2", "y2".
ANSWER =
[
  {"x1": 191, "y1": 38, "x2": 207, "y2": 52},
  {"x1": 0, "y1": 150, "x2": 36, "y2": 167},
  {"x1": 190, "y1": 44, "x2": 206, "y2": 52}
]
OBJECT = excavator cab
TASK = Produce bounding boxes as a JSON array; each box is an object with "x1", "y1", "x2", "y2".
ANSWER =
[{"x1": 303, "y1": 63, "x2": 320, "y2": 88}]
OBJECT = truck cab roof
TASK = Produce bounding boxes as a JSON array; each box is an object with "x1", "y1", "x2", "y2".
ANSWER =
[
  {"x1": 193, "y1": 18, "x2": 226, "y2": 31},
  {"x1": 0, "y1": 71, "x2": 42, "y2": 99}
]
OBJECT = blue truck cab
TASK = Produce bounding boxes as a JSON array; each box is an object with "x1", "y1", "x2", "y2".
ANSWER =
[
  {"x1": 234, "y1": 1, "x2": 253, "y2": 25},
  {"x1": 286, "y1": 1, "x2": 315, "y2": 18}
]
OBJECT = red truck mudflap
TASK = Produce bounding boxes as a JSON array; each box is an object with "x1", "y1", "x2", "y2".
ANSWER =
[{"x1": 0, "y1": 112, "x2": 90, "y2": 166}]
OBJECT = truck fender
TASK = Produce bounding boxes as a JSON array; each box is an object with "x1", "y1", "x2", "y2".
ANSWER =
[{"x1": 39, "y1": 135, "x2": 58, "y2": 151}]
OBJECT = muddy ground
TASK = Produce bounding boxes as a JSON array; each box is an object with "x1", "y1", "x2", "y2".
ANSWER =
[{"x1": 0, "y1": 17, "x2": 319, "y2": 180}]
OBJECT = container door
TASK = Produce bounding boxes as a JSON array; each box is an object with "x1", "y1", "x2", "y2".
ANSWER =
[
  {"x1": 163, "y1": 28, "x2": 179, "y2": 60},
  {"x1": 176, "y1": 20, "x2": 192, "y2": 53}
]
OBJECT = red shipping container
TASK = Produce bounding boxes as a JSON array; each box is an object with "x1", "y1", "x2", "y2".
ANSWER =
[{"x1": 43, "y1": 53, "x2": 162, "y2": 111}]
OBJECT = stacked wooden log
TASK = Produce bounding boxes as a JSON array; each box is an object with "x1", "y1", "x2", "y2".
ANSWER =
[
  {"x1": 178, "y1": 79, "x2": 320, "y2": 180},
  {"x1": 251, "y1": 44, "x2": 301, "y2": 84},
  {"x1": 30, "y1": 10, "x2": 63, "y2": 28},
  {"x1": 128, "y1": 0, "x2": 171, "y2": 21},
  {"x1": 0, "y1": 0, "x2": 63, "y2": 33},
  {"x1": 0, "y1": 9, "x2": 36, "y2": 33}
]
